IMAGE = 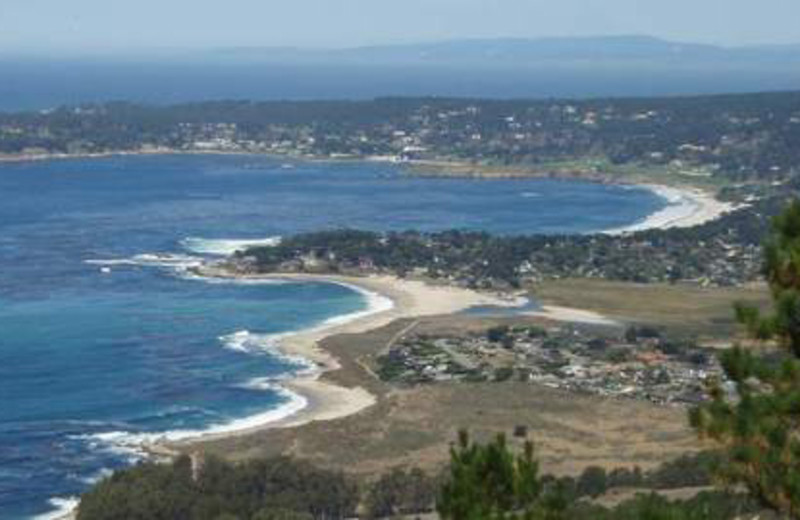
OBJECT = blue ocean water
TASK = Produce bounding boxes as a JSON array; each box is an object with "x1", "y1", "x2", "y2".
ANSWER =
[
  {"x1": 0, "y1": 154, "x2": 665, "y2": 519},
  {"x1": 3, "y1": 60, "x2": 800, "y2": 112}
]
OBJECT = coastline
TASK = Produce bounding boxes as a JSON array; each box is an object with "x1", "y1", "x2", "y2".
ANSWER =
[
  {"x1": 604, "y1": 184, "x2": 737, "y2": 235},
  {"x1": 53, "y1": 271, "x2": 523, "y2": 519},
  {"x1": 160, "y1": 269, "x2": 627, "y2": 448},
  {"x1": 161, "y1": 271, "x2": 526, "y2": 447},
  {"x1": 403, "y1": 161, "x2": 737, "y2": 233},
  {"x1": 24, "y1": 153, "x2": 734, "y2": 518},
  {"x1": 0, "y1": 148, "x2": 256, "y2": 164},
  {"x1": 0, "y1": 150, "x2": 736, "y2": 234}
]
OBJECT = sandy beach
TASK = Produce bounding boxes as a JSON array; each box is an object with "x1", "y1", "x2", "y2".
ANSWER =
[
  {"x1": 159, "y1": 271, "x2": 525, "y2": 448},
  {"x1": 605, "y1": 184, "x2": 738, "y2": 235},
  {"x1": 50, "y1": 272, "x2": 528, "y2": 519},
  {"x1": 40, "y1": 165, "x2": 730, "y2": 520},
  {"x1": 398, "y1": 158, "x2": 738, "y2": 234},
  {"x1": 163, "y1": 271, "x2": 623, "y2": 449},
  {"x1": 527, "y1": 305, "x2": 619, "y2": 326}
]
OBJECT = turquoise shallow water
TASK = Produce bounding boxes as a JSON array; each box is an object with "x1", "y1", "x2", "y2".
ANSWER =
[{"x1": 0, "y1": 154, "x2": 666, "y2": 518}]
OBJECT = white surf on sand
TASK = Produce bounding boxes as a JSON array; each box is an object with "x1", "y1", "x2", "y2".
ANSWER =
[
  {"x1": 219, "y1": 330, "x2": 318, "y2": 375},
  {"x1": 84, "y1": 383, "x2": 309, "y2": 445},
  {"x1": 81, "y1": 265, "x2": 395, "y2": 477},
  {"x1": 33, "y1": 497, "x2": 80, "y2": 520}
]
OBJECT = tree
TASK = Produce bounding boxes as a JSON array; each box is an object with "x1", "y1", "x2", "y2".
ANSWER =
[
  {"x1": 77, "y1": 454, "x2": 358, "y2": 520},
  {"x1": 690, "y1": 199, "x2": 800, "y2": 517},
  {"x1": 364, "y1": 467, "x2": 436, "y2": 518},
  {"x1": 252, "y1": 509, "x2": 312, "y2": 520},
  {"x1": 576, "y1": 466, "x2": 608, "y2": 498},
  {"x1": 437, "y1": 430, "x2": 563, "y2": 520}
]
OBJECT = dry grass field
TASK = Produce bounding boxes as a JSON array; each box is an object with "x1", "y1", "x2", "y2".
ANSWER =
[
  {"x1": 534, "y1": 279, "x2": 771, "y2": 338},
  {"x1": 195, "y1": 314, "x2": 700, "y2": 478}
]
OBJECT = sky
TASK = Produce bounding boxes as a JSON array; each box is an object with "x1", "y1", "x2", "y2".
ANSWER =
[{"x1": 1, "y1": 0, "x2": 799, "y2": 54}]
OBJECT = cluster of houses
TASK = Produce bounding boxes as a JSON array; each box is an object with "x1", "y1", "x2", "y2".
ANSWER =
[
  {"x1": 3, "y1": 95, "x2": 799, "y2": 185},
  {"x1": 377, "y1": 324, "x2": 724, "y2": 406},
  {"x1": 150, "y1": 100, "x2": 799, "y2": 181}
]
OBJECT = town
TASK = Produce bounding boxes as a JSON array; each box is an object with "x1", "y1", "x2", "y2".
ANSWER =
[
  {"x1": 3, "y1": 93, "x2": 800, "y2": 186},
  {"x1": 228, "y1": 206, "x2": 770, "y2": 290},
  {"x1": 376, "y1": 322, "x2": 724, "y2": 406}
]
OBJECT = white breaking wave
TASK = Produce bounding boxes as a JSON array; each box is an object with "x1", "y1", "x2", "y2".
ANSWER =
[
  {"x1": 80, "y1": 467, "x2": 115, "y2": 486},
  {"x1": 83, "y1": 384, "x2": 308, "y2": 450},
  {"x1": 78, "y1": 248, "x2": 395, "y2": 493},
  {"x1": 239, "y1": 376, "x2": 299, "y2": 392},
  {"x1": 217, "y1": 279, "x2": 395, "y2": 354},
  {"x1": 84, "y1": 253, "x2": 203, "y2": 269},
  {"x1": 34, "y1": 497, "x2": 80, "y2": 520},
  {"x1": 49, "y1": 370, "x2": 313, "y2": 518},
  {"x1": 220, "y1": 329, "x2": 261, "y2": 353},
  {"x1": 238, "y1": 277, "x2": 396, "y2": 354},
  {"x1": 219, "y1": 330, "x2": 318, "y2": 375},
  {"x1": 317, "y1": 280, "x2": 395, "y2": 326},
  {"x1": 181, "y1": 236, "x2": 282, "y2": 256},
  {"x1": 178, "y1": 270, "x2": 290, "y2": 285},
  {"x1": 146, "y1": 275, "x2": 392, "y2": 442}
]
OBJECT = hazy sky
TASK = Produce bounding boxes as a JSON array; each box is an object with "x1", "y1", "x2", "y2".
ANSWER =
[{"x1": 2, "y1": 0, "x2": 799, "y2": 53}]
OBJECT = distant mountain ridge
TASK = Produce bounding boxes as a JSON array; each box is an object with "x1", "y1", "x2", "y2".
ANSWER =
[
  {"x1": 211, "y1": 35, "x2": 800, "y2": 65},
  {"x1": 3, "y1": 36, "x2": 800, "y2": 111}
]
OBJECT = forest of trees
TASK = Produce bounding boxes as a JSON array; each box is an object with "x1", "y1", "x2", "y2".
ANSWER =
[
  {"x1": 691, "y1": 199, "x2": 800, "y2": 517},
  {"x1": 234, "y1": 195, "x2": 784, "y2": 289},
  {"x1": 76, "y1": 442, "x2": 757, "y2": 520}
]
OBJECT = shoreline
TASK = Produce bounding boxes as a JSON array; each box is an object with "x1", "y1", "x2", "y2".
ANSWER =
[
  {"x1": 52, "y1": 271, "x2": 523, "y2": 519},
  {"x1": 0, "y1": 148, "x2": 262, "y2": 164},
  {"x1": 0, "y1": 150, "x2": 736, "y2": 234},
  {"x1": 604, "y1": 184, "x2": 737, "y2": 235},
  {"x1": 26, "y1": 151, "x2": 732, "y2": 519},
  {"x1": 159, "y1": 271, "x2": 526, "y2": 448},
  {"x1": 47, "y1": 272, "x2": 616, "y2": 520},
  {"x1": 159, "y1": 269, "x2": 623, "y2": 449}
]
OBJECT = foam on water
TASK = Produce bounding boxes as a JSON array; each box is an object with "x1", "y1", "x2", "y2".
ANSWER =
[
  {"x1": 77, "y1": 257, "x2": 392, "y2": 455},
  {"x1": 239, "y1": 377, "x2": 288, "y2": 391},
  {"x1": 33, "y1": 497, "x2": 80, "y2": 520},
  {"x1": 39, "y1": 375, "x2": 311, "y2": 519},
  {"x1": 318, "y1": 279, "x2": 395, "y2": 324},
  {"x1": 69, "y1": 266, "x2": 398, "y2": 489},
  {"x1": 181, "y1": 236, "x2": 282, "y2": 256},
  {"x1": 80, "y1": 468, "x2": 114, "y2": 486},
  {"x1": 220, "y1": 277, "x2": 396, "y2": 353},
  {"x1": 84, "y1": 253, "x2": 204, "y2": 269},
  {"x1": 84, "y1": 384, "x2": 309, "y2": 449},
  {"x1": 219, "y1": 330, "x2": 317, "y2": 374},
  {"x1": 150, "y1": 273, "x2": 392, "y2": 435},
  {"x1": 178, "y1": 270, "x2": 291, "y2": 285}
]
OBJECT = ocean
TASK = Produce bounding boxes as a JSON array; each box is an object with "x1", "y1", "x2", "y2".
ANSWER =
[
  {"x1": 3, "y1": 60, "x2": 800, "y2": 112},
  {"x1": 0, "y1": 154, "x2": 666, "y2": 519}
]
